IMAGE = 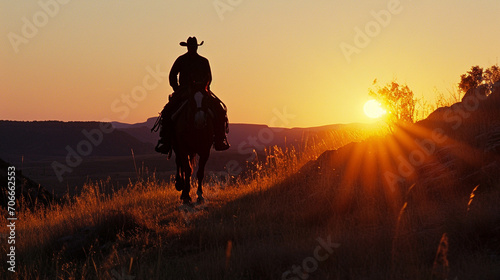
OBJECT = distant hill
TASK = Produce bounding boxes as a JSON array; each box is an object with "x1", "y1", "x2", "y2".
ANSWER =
[
  {"x1": 112, "y1": 117, "x2": 159, "y2": 145},
  {"x1": 0, "y1": 121, "x2": 154, "y2": 164},
  {"x1": 112, "y1": 117, "x2": 158, "y2": 130}
]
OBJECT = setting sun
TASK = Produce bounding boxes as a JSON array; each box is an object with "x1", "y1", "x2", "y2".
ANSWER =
[{"x1": 363, "y1": 99, "x2": 386, "y2": 119}]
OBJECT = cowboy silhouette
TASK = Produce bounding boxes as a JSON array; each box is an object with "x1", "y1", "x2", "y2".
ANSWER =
[{"x1": 155, "y1": 37, "x2": 230, "y2": 153}]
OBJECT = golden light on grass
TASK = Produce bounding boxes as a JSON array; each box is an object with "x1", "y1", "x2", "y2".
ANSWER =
[{"x1": 363, "y1": 99, "x2": 387, "y2": 119}]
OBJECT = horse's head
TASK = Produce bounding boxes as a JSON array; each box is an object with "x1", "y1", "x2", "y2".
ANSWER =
[
  {"x1": 172, "y1": 90, "x2": 214, "y2": 134},
  {"x1": 192, "y1": 91, "x2": 212, "y2": 130},
  {"x1": 193, "y1": 91, "x2": 206, "y2": 129}
]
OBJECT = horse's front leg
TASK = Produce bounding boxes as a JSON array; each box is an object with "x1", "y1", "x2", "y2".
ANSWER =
[
  {"x1": 180, "y1": 155, "x2": 192, "y2": 204},
  {"x1": 196, "y1": 151, "x2": 210, "y2": 203},
  {"x1": 175, "y1": 155, "x2": 184, "y2": 191}
]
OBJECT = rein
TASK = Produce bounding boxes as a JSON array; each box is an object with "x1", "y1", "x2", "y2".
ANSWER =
[{"x1": 151, "y1": 112, "x2": 162, "y2": 132}]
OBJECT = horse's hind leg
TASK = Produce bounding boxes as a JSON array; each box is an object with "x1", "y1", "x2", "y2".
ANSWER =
[
  {"x1": 175, "y1": 157, "x2": 184, "y2": 191},
  {"x1": 196, "y1": 151, "x2": 209, "y2": 203}
]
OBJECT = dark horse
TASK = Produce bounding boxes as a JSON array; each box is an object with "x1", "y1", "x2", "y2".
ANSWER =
[{"x1": 172, "y1": 89, "x2": 214, "y2": 204}]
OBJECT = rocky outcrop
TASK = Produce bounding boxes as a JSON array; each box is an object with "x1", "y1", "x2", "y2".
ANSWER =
[{"x1": 0, "y1": 158, "x2": 57, "y2": 208}]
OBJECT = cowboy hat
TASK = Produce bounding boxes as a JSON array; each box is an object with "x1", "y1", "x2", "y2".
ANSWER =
[{"x1": 180, "y1": 37, "x2": 204, "y2": 47}]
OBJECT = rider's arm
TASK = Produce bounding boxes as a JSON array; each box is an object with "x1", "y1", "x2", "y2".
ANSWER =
[
  {"x1": 169, "y1": 58, "x2": 181, "y2": 91},
  {"x1": 205, "y1": 59, "x2": 212, "y2": 91}
]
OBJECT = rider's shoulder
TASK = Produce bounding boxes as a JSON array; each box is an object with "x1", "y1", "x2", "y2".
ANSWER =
[
  {"x1": 196, "y1": 55, "x2": 210, "y2": 65},
  {"x1": 178, "y1": 52, "x2": 208, "y2": 62},
  {"x1": 193, "y1": 53, "x2": 209, "y2": 62},
  {"x1": 177, "y1": 53, "x2": 190, "y2": 60}
]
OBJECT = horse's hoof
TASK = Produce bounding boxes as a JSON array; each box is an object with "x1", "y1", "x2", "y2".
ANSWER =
[
  {"x1": 180, "y1": 194, "x2": 192, "y2": 204},
  {"x1": 197, "y1": 196, "x2": 205, "y2": 204}
]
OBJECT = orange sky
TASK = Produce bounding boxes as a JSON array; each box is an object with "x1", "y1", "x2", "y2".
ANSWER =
[{"x1": 1, "y1": 0, "x2": 499, "y2": 127}]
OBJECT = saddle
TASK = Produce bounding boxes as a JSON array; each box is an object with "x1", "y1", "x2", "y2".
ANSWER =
[{"x1": 152, "y1": 88, "x2": 230, "y2": 155}]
